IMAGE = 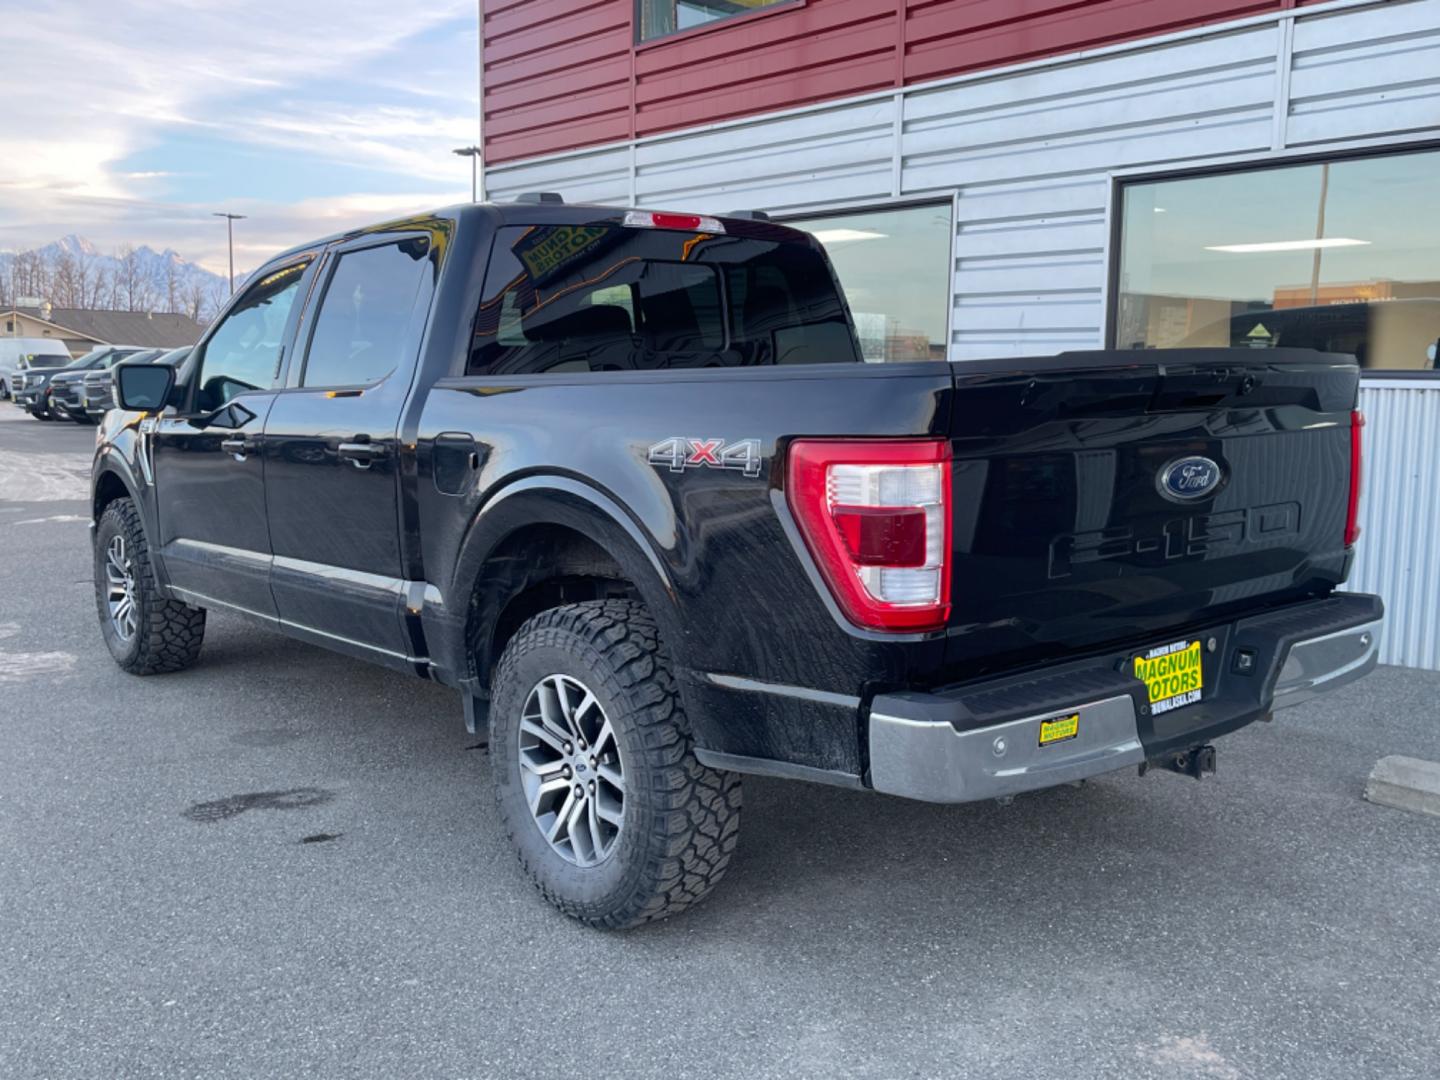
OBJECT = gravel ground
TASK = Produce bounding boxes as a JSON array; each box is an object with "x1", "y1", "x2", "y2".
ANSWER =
[{"x1": 1, "y1": 406, "x2": 1438, "y2": 1080}]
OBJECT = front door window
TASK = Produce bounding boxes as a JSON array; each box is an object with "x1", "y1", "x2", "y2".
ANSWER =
[{"x1": 194, "y1": 261, "x2": 310, "y2": 411}]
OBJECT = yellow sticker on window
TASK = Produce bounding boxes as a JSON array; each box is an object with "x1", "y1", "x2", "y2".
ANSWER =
[
  {"x1": 1134, "y1": 640, "x2": 1204, "y2": 714},
  {"x1": 1038, "y1": 713, "x2": 1079, "y2": 747}
]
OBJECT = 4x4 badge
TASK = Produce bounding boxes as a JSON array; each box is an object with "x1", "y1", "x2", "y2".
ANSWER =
[{"x1": 648, "y1": 437, "x2": 763, "y2": 478}]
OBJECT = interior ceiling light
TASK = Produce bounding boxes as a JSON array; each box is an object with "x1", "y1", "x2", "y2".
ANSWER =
[
  {"x1": 1205, "y1": 238, "x2": 1371, "y2": 253},
  {"x1": 811, "y1": 229, "x2": 886, "y2": 244}
]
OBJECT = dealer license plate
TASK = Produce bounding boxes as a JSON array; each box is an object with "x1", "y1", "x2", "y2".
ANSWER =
[
  {"x1": 1133, "y1": 639, "x2": 1204, "y2": 714},
  {"x1": 1038, "y1": 713, "x2": 1079, "y2": 747}
]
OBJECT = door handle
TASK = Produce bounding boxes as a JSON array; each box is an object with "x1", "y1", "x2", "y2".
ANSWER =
[
  {"x1": 338, "y1": 441, "x2": 387, "y2": 469},
  {"x1": 220, "y1": 436, "x2": 251, "y2": 461}
]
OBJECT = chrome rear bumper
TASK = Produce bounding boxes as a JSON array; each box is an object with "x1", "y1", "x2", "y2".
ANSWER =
[
  {"x1": 869, "y1": 693, "x2": 1143, "y2": 804},
  {"x1": 868, "y1": 595, "x2": 1384, "y2": 804},
  {"x1": 1271, "y1": 618, "x2": 1382, "y2": 710}
]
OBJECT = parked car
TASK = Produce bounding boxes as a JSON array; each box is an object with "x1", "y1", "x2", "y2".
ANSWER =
[
  {"x1": 77, "y1": 348, "x2": 188, "y2": 422},
  {"x1": 55, "y1": 349, "x2": 165, "y2": 423},
  {"x1": 0, "y1": 338, "x2": 72, "y2": 400},
  {"x1": 67, "y1": 352, "x2": 174, "y2": 426},
  {"x1": 15, "y1": 346, "x2": 146, "y2": 420},
  {"x1": 91, "y1": 199, "x2": 1383, "y2": 928},
  {"x1": 1174, "y1": 298, "x2": 1440, "y2": 371}
]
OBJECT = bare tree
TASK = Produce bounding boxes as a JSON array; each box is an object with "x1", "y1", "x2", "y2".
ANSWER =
[
  {"x1": 49, "y1": 249, "x2": 79, "y2": 308},
  {"x1": 73, "y1": 243, "x2": 94, "y2": 308},
  {"x1": 90, "y1": 263, "x2": 111, "y2": 312},
  {"x1": 116, "y1": 245, "x2": 142, "y2": 311},
  {"x1": 204, "y1": 281, "x2": 229, "y2": 324},
  {"x1": 163, "y1": 255, "x2": 179, "y2": 314},
  {"x1": 10, "y1": 250, "x2": 49, "y2": 304},
  {"x1": 183, "y1": 279, "x2": 209, "y2": 323}
]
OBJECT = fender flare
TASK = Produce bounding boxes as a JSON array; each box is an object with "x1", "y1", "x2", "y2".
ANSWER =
[
  {"x1": 92, "y1": 448, "x2": 173, "y2": 593},
  {"x1": 435, "y1": 474, "x2": 682, "y2": 687}
]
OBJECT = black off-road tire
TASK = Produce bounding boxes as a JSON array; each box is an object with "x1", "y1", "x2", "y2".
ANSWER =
[
  {"x1": 490, "y1": 600, "x2": 742, "y2": 928},
  {"x1": 94, "y1": 498, "x2": 206, "y2": 675}
]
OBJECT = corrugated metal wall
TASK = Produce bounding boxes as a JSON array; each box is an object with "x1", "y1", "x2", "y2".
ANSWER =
[
  {"x1": 1350, "y1": 381, "x2": 1440, "y2": 669},
  {"x1": 906, "y1": 26, "x2": 1281, "y2": 359},
  {"x1": 483, "y1": 0, "x2": 1330, "y2": 167},
  {"x1": 483, "y1": 0, "x2": 633, "y2": 163},
  {"x1": 486, "y1": 0, "x2": 1440, "y2": 668}
]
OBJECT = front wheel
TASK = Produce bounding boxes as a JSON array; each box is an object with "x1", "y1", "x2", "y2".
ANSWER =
[
  {"x1": 490, "y1": 600, "x2": 741, "y2": 928},
  {"x1": 94, "y1": 498, "x2": 206, "y2": 674}
]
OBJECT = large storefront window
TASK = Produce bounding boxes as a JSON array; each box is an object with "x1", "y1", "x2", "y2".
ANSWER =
[
  {"x1": 1116, "y1": 148, "x2": 1440, "y2": 371},
  {"x1": 792, "y1": 203, "x2": 952, "y2": 362},
  {"x1": 637, "y1": 0, "x2": 792, "y2": 41}
]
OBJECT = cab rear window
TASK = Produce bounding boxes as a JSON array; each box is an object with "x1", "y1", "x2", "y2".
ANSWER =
[{"x1": 468, "y1": 223, "x2": 862, "y2": 375}]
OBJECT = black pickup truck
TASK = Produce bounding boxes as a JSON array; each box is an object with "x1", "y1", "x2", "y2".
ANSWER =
[{"x1": 91, "y1": 199, "x2": 1383, "y2": 927}]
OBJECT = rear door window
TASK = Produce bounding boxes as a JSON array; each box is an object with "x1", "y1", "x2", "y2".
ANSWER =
[
  {"x1": 301, "y1": 238, "x2": 432, "y2": 388},
  {"x1": 468, "y1": 223, "x2": 861, "y2": 375}
]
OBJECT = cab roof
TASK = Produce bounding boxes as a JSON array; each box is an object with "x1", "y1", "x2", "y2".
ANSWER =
[{"x1": 262, "y1": 201, "x2": 816, "y2": 271}]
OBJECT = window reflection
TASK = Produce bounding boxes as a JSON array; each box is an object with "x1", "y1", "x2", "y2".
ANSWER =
[
  {"x1": 792, "y1": 203, "x2": 952, "y2": 363},
  {"x1": 637, "y1": 0, "x2": 790, "y2": 41},
  {"x1": 1116, "y1": 149, "x2": 1440, "y2": 371}
]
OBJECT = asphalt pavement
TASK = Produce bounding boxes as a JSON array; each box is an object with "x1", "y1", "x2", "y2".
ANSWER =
[{"x1": 1, "y1": 405, "x2": 1438, "y2": 1080}]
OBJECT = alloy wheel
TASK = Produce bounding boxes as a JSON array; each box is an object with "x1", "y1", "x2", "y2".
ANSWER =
[
  {"x1": 105, "y1": 535, "x2": 139, "y2": 641},
  {"x1": 517, "y1": 673, "x2": 625, "y2": 867}
]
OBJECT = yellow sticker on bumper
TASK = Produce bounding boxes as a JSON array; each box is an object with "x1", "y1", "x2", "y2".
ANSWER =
[
  {"x1": 1038, "y1": 713, "x2": 1079, "y2": 747},
  {"x1": 1134, "y1": 640, "x2": 1204, "y2": 714}
]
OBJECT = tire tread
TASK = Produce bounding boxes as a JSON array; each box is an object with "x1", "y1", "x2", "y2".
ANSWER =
[
  {"x1": 493, "y1": 600, "x2": 741, "y2": 928},
  {"x1": 96, "y1": 498, "x2": 205, "y2": 675}
]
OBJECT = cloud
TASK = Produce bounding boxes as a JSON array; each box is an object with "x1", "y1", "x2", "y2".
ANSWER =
[{"x1": 0, "y1": 0, "x2": 477, "y2": 274}]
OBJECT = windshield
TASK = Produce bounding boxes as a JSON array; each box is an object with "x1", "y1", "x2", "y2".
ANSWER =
[
  {"x1": 66, "y1": 348, "x2": 109, "y2": 367},
  {"x1": 65, "y1": 349, "x2": 112, "y2": 370},
  {"x1": 21, "y1": 353, "x2": 70, "y2": 369}
]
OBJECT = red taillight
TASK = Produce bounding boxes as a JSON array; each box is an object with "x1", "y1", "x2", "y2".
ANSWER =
[
  {"x1": 1345, "y1": 409, "x2": 1364, "y2": 548},
  {"x1": 787, "y1": 439, "x2": 952, "y2": 632}
]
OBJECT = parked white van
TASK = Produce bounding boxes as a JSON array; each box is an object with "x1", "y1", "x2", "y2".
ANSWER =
[{"x1": 0, "y1": 338, "x2": 72, "y2": 398}]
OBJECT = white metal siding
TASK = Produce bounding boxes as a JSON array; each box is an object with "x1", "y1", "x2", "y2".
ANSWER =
[
  {"x1": 1350, "y1": 381, "x2": 1440, "y2": 669},
  {"x1": 903, "y1": 26, "x2": 1279, "y2": 358},
  {"x1": 635, "y1": 100, "x2": 896, "y2": 212},
  {"x1": 1287, "y1": 1, "x2": 1440, "y2": 147},
  {"x1": 485, "y1": 144, "x2": 631, "y2": 206},
  {"x1": 487, "y1": 0, "x2": 1440, "y2": 668}
]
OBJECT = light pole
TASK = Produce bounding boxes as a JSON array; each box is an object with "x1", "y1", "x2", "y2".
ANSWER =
[
  {"x1": 453, "y1": 146, "x2": 482, "y2": 202},
  {"x1": 213, "y1": 212, "x2": 246, "y2": 293}
]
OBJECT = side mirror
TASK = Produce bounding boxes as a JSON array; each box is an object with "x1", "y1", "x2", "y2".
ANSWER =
[{"x1": 114, "y1": 363, "x2": 176, "y2": 413}]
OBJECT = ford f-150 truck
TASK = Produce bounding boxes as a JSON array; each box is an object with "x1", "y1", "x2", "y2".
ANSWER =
[{"x1": 91, "y1": 199, "x2": 1383, "y2": 928}]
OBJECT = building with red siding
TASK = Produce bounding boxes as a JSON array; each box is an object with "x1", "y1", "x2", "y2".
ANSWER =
[{"x1": 478, "y1": 0, "x2": 1440, "y2": 669}]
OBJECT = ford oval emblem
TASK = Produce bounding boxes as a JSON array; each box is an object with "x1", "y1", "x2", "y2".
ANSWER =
[{"x1": 1159, "y1": 455, "x2": 1224, "y2": 501}]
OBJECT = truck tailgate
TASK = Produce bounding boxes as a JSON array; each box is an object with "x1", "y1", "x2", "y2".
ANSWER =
[{"x1": 943, "y1": 348, "x2": 1359, "y2": 679}]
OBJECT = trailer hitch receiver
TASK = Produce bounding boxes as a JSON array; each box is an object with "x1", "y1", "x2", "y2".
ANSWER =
[{"x1": 1159, "y1": 744, "x2": 1216, "y2": 780}]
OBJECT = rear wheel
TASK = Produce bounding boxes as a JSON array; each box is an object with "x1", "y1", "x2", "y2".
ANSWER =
[
  {"x1": 94, "y1": 498, "x2": 205, "y2": 674},
  {"x1": 490, "y1": 600, "x2": 741, "y2": 928}
]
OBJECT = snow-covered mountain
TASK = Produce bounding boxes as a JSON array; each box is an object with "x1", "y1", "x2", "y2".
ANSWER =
[{"x1": 0, "y1": 234, "x2": 230, "y2": 319}]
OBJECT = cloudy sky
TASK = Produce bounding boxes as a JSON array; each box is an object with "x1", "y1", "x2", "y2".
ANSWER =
[{"x1": 0, "y1": 0, "x2": 478, "y2": 275}]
